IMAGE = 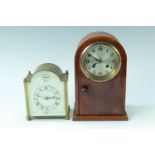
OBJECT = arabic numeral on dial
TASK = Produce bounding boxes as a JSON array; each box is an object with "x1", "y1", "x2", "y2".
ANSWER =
[
  {"x1": 98, "y1": 72, "x2": 102, "y2": 76},
  {"x1": 106, "y1": 64, "x2": 109, "y2": 68},
  {"x1": 110, "y1": 53, "x2": 113, "y2": 57},
  {"x1": 88, "y1": 53, "x2": 91, "y2": 57},
  {"x1": 98, "y1": 46, "x2": 103, "y2": 51}
]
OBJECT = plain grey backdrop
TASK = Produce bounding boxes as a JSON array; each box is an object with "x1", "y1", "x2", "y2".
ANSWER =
[{"x1": 0, "y1": 26, "x2": 154, "y2": 128}]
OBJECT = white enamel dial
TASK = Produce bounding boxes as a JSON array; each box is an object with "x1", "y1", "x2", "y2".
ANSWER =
[
  {"x1": 28, "y1": 71, "x2": 66, "y2": 116},
  {"x1": 80, "y1": 43, "x2": 121, "y2": 82},
  {"x1": 33, "y1": 85, "x2": 61, "y2": 114}
]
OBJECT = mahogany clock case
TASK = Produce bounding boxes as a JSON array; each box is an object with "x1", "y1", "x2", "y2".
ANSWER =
[{"x1": 73, "y1": 32, "x2": 128, "y2": 121}]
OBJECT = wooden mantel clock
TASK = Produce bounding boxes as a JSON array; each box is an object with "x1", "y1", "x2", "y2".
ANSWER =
[{"x1": 73, "y1": 32, "x2": 128, "y2": 121}]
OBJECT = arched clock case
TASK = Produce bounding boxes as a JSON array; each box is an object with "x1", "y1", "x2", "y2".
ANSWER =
[{"x1": 73, "y1": 32, "x2": 128, "y2": 121}]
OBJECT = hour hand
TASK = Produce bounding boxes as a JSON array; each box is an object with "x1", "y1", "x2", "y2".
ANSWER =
[
  {"x1": 92, "y1": 63, "x2": 97, "y2": 68},
  {"x1": 43, "y1": 96, "x2": 52, "y2": 100},
  {"x1": 46, "y1": 96, "x2": 55, "y2": 100}
]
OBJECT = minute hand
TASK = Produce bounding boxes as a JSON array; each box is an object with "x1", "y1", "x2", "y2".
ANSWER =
[
  {"x1": 41, "y1": 96, "x2": 53, "y2": 100},
  {"x1": 90, "y1": 54, "x2": 102, "y2": 63}
]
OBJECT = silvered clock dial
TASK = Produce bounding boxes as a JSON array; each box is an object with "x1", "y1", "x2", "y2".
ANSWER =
[
  {"x1": 80, "y1": 42, "x2": 121, "y2": 82},
  {"x1": 24, "y1": 63, "x2": 70, "y2": 120}
]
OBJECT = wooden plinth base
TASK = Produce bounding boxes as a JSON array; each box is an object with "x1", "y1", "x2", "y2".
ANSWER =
[{"x1": 73, "y1": 111, "x2": 128, "y2": 121}]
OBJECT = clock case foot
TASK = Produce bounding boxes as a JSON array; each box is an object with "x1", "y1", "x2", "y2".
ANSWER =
[
  {"x1": 73, "y1": 111, "x2": 128, "y2": 121},
  {"x1": 27, "y1": 116, "x2": 32, "y2": 121}
]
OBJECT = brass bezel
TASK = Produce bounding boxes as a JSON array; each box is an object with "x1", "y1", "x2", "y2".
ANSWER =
[
  {"x1": 23, "y1": 63, "x2": 70, "y2": 120},
  {"x1": 80, "y1": 42, "x2": 122, "y2": 82}
]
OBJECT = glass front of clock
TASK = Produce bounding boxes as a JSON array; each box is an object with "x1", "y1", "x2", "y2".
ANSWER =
[
  {"x1": 80, "y1": 42, "x2": 121, "y2": 82},
  {"x1": 28, "y1": 71, "x2": 66, "y2": 116}
]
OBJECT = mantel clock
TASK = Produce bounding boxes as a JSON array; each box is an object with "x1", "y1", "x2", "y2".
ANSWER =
[
  {"x1": 24, "y1": 63, "x2": 70, "y2": 120},
  {"x1": 73, "y1": 32, "x2": 128, "y2": 121}
]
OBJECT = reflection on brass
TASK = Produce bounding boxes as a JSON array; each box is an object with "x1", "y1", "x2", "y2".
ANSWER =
[{"x1": 24, "y1": 79, "x2": 31, "y2": 121}]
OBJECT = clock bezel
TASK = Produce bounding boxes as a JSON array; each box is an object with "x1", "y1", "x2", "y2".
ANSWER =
[{"x1": 80, "y1": 42, "x2": 122, "y2": 82}]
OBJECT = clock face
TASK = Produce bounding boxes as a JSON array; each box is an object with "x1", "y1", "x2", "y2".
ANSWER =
[
  {"x1": 28, "y1": 71, "x2": 66, "y2": 116},
  {"x1": 80, "y1": 42, "x2": 121, "y2": 82},
  {"x1": 33, "y1": 85, "x2": 61, "y2": 114}
]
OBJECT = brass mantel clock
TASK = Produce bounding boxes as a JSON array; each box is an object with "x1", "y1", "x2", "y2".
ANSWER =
[
  {"x1": 24, "y1": 63, "x2": 70, "y2": 120},
  {"x1": 73, "y1": 32, "x2": 128, "y2": 121}
]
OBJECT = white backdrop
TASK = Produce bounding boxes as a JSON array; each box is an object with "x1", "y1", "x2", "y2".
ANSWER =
[
  {"x1": 0, "y1": 27, "x2": 155, "y2": 129},
  {"x1": 0, "y1": 0, "x2": 155, "y2": 154}
]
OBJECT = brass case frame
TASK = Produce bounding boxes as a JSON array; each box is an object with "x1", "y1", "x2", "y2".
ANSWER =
[{"x1": 23, "y1": 63, "x2": 70, "y2": 120}]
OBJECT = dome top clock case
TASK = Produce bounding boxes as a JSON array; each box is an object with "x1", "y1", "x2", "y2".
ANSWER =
[
  {"x1": 73, "y1": 32, "x2": 128, "y2": 121},
  {"x1": 24, "y1": 63, "x2": 70, "y2": 120}
]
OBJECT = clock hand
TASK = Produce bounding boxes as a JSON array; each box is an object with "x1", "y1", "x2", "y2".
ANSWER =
[
  {"x1": 36, "y1": 94, "x2": 48, "y2": 99},
  {"x1": 93, "y1": 57, "x2": 102, "y2": 63},
  {"x1": 43, "y1": 96, "x2": 52, "y2": 100},
  {"x1": 92, "y1": 60, "x2": 106, "y2": 68},
  {"x1": 46, "y1": 96, "x2": 55, "y2": 100},
  {"x1": 43, "y1": 96, "x2": 60, "y2": 100},
  {"x1": 92, "y1": 63, "x2": 97, "y2": 68},
  {"x1": 89, "y1": 53, "x2": 102, "y2": 63}
]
